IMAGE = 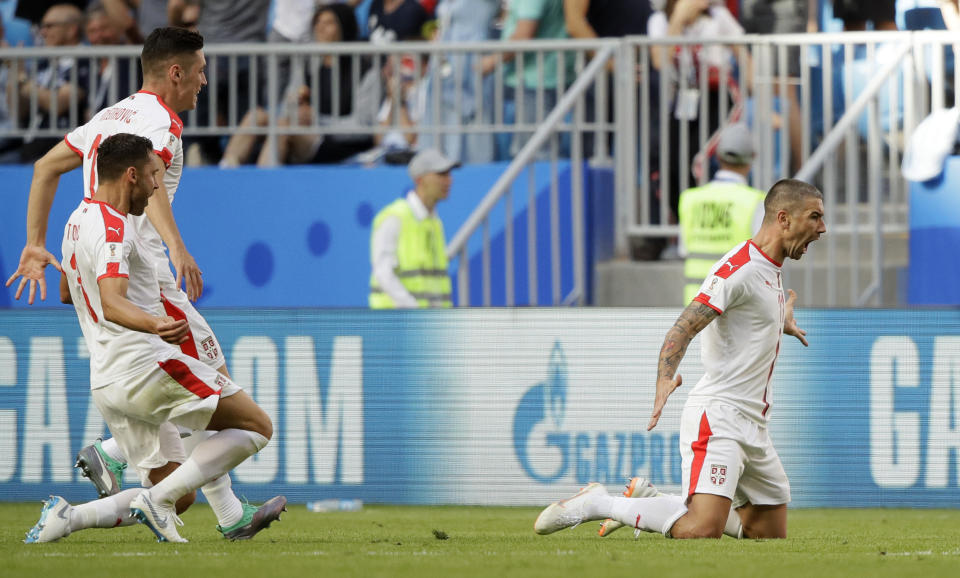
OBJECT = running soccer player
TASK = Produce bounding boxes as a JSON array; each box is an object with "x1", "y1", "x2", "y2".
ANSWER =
[
  {"x1": 7, "y1": 27, "x2": 285, "y2": 539},
  {"x1": 534, "y1": 179, "x2": 825, "y2": 540},
  {"x1": 25, "y1": 134, "x2": 272, "y2": 543}
]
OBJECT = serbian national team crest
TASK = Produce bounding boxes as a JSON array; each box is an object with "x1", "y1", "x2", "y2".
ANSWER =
[
  {"x1": 200, "y1": 337, "x2": 219, "y2": 360},
  {"x1": 710, "y1": 464, "x2": 728, "y2": 486}
]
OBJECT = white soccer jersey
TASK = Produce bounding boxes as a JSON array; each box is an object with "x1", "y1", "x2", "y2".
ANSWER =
[
  {"x1": 61, "y1": 198, "x2": 174, "y2": 389},
  {"x1": 64, "y1": 91, "x2": 184, "y2": 285},
  {"x1": 686, "y1": 240, "x2": 786, "y2": 424}
]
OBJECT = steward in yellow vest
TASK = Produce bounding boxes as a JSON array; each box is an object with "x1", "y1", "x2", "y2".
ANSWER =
[
  {"x1": 678, "y1": 124, "x2": 764, "y2": 303},
  {"x1": 369, "y1": 149, "x2": 457, "y2": 308}
]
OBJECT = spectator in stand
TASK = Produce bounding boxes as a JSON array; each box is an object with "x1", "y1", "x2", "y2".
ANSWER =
[
  {"x1": 267, "y1": 1, "x2": 366, "y2": 111},
  {"x1": 220, "y1": 3, "x2": 372, "y2": 167},
  {"x1": 417, "y1": 0, "x2": 499, "y2": 164},
  {"x1": 172, "y1": 0, "x2": 271, "y2": 165},
  {"x1": 739, "y1": 0, "x2": 818, "y2": 174},
  {"x1": 480, "y1": 0, "x2": 573, "y2": 158},
  {"x1": 564, "y1": 0, "x2": 654, "y2": 159},
  {"x1": 100, "y1": 0, "x2": 170, "y2": 43},
  {"x1": 17, "y1": 3, "x2": 90, "y2": 163},
  {"x1": 14, "y1": 0, "x2": 86, "y2": 28},
  {"x1": 345, "y1": 0, "x2": 435, "y2": 162},
  {"x1": 351, "y1": 48, "x2": 429, "y2": 158},
  {"x1": 831, "y1": 0, "x2": 896, "y2": 31},
  {"x1": 85, "y1": 2, "x2": 140, "y2": 118},
  {"x1": 645, "y1": 0, "x2": 749, "y2": 260},
  {"x1": 367, "y1": 0, "x2": 431, "y2": 45}
]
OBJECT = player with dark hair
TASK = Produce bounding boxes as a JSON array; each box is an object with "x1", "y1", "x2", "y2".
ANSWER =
[
  {"x1": 26, "y1": 133, "x2": 273, "y2": 543},
  {"x1": 535, "y1": 179, "x2": 825, "y2": 540},
  {"x1": 7, "y1": 27, "x2": 286, "y2": 541}
]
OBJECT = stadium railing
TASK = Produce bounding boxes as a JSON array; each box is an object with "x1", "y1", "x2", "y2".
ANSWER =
[{"x1": 1, "y1": 32, "x2": 954, "y2": 306}]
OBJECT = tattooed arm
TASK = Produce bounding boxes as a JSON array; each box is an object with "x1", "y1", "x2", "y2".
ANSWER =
[{"x1": 647, "y1": 301, "x2": 719, "y2": 431}]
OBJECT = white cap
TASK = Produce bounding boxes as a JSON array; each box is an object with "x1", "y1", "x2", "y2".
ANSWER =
[
  {"x1": 716, "y1": 123, "x2": 754, "y2": 166},
  {"x1": 408, "y1": 149, "x2": 460, "y2": 180}
]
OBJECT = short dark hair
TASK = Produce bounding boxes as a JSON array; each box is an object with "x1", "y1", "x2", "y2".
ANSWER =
[
  {"x1": 763, "y1": 179, "x2": 823, "y2": 222},
  {"x1": 141, "y1": 27, "x2": 204, "y2": 78},
  {"x1": 96, "y1": 133, "x2": 154, "y2": 182}
]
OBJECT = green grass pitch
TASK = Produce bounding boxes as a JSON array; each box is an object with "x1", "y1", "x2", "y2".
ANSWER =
[{"x1": 3, "y1": 503, "x2": 960, "y2": 578}]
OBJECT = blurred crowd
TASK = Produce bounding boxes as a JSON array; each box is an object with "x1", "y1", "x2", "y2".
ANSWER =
[
  {"x1": 4, "y1": 1, "x2": 943, "y2": 164},
  {"x1": 0, "y1": 1, "x2": 953, "y2": 207}
]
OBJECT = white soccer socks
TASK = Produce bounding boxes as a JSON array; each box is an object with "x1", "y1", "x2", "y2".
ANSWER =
[
  {"x1": 601, "y1": 493, "x2": 743, "y2": 538},
  {"x1": 99, "y1": 437, "x2": 125, "y2": 462},
  {"x1": 148, "y1": 428, "x2": 268, "y2": 507},
  {"x1": 70, "y1": 488, "x2": 142, "y2": 531},
  {"x1": 605, "y1": 494, "x2": 688, "y2": 536},
  {"x1": 201, "y1": 474, "x2": 245, "y2": 529}
]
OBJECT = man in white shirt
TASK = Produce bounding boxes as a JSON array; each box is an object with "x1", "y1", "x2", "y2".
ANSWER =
[
  {"x1": 534, "y1": 178, "x2": 826, "y2": 540},
  {"x1": 25, "y1": 133, "x2": 272, "y2": 544}
]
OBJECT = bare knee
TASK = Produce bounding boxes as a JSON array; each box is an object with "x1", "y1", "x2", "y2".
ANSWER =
[
  {"x1": 738, "y1": 503, "x2": 787, "y2": 539},
  {"x1": 208, "y1": 391, "x2": 274, "y2": 440},
  {"x1": 175, "y1": 490, "x2": 197, "y2": 515},
  {"x1": 671, "y1": 521, "x2": 724, "y2": 540},
  {"x1": 253, "y1": 410, "x2": 273, "y2": 441}
]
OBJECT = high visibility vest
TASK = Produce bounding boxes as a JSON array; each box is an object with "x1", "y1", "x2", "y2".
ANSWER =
[
  {"x1": 678, "y1": 182, "x2": 765, "y2": 304},
  {"x1": 369, "y1": 198, "x2": 453, "y2": 308}
]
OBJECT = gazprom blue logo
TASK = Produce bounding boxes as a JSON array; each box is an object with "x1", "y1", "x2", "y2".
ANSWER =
[
  {"x1": 513, "y1": 342, "x2": 569, "y2": 483},
  {"x1": 513, "y1": 341, "x2": 683, "y2": 486}
]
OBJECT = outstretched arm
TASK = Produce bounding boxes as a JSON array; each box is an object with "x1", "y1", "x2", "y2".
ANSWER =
[
  {"x1": 648, "y1": 300, "x2": 718, "y2": 430},
  {"x1": 783, "y1": 289, "x2": 808, "y2": 346},
  {"x1": 143, "y1": 157, "x2": 204, "y2": 301},
  {"x1": 5, "y1": 141, "x2": 82, "y2": 304}
]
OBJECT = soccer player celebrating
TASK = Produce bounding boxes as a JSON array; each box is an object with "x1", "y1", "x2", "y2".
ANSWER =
[
  {"x1": 7, "y1": 27, "x2": 285, "y2": 540},
  {"x1": 534, "y1": 178, "x2": 826, "y2": 540},
  {"x1": 26, "y1": 134, "x2": 273, "y2": 544}
]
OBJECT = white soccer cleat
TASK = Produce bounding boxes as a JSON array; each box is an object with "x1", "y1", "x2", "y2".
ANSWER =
[
  {"x1": 24, "y1": 496, "x2": 73, "y2": 543},
  {"x1": 598, "y1": 476, "x2": 660, "y2": 537},
  {"x1": 130, "y1": 490, "x2": 187, "y2": 543},
  {"x1": 534, "y1": 482, "x2": 608, "y2": 535}
]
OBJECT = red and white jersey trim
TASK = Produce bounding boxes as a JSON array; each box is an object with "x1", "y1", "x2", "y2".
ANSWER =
[
  {"x1": 686, "y1": 240, "x2": 785, "y2": 424},
  {"x1": 61, "y1": 198, "x2": 173, "y2": 389}
]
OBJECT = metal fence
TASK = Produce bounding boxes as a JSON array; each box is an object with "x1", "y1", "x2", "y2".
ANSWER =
[{"x1": 1, "y1": 32, "x2": 952, "y2": 306}]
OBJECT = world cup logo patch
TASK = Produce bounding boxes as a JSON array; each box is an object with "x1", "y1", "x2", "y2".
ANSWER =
[{"x1": 710, "y1": 464, "x2": 727, "y2": 486}]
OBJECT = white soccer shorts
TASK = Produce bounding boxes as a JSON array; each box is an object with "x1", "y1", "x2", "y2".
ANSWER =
[
  {"x1": 92, "y1": 351, "x2": 241, "y2": 485},
  {"x1": 678, "y1": 401, "x2": 791, "y2": 508}
]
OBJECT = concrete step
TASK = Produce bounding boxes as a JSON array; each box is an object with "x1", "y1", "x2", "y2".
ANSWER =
[{"x1": 595, "y1": 230, "x2": 909, "y2": 307}]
